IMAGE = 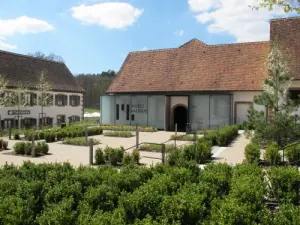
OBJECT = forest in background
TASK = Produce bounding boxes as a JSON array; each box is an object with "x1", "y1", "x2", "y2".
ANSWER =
[{"x1": 75, "y1": 70, "x2": 116, "y2": 109}]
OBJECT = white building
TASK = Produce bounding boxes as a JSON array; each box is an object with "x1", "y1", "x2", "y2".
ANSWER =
[{"x1": 0, "y1": 50, "x2": 85, "y2": 129}]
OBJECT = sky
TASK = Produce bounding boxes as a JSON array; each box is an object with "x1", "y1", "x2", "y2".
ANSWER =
[{"x1": 0, "y1": 0, "x2": 294, "y2": 74}]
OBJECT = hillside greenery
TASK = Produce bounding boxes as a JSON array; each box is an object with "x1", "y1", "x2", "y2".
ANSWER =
[{"x1": 75, "y1": 70, "x2": 116, "y2": 109}]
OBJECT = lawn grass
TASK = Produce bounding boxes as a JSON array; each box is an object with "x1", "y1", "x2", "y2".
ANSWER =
[{"x1": 84, "y1": 108, "x2": 100, "y2": 113}]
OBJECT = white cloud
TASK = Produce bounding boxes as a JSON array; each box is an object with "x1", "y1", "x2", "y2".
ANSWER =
[
  {"x1": 0, "y1": 16, "x2": 54, "y2": 50},
  {"x1": 188, "y1": 0, "x2": 286, "y2": 42},
  {"x1": 175, "y1": 29, "x2": 184, "y2": 37},
  {"x1": 141, "y1": 46, "x2": 148, "y2": 51},
  {"x1": 71, "y1": 2, "x2": 143, "y2": 29}
]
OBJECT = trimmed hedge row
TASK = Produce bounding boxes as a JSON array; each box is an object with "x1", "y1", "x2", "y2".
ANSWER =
[
  {"x1": 62, "y1": 137, "x2": 100, "y2": 146},
  {"x1": 21, "y1": 126, "x2": 103, "y2": 143},
  {"x1": 100, "y1": 124, "x2": 157, "y2": 132},
  {"x1": 13, "y1": 141, "x2": 49, "y2": 155},
  {"x1": 103, "y1": 131, "x2": 134, "y2": 138}
]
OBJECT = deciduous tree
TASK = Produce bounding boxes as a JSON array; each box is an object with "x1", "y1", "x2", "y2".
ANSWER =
[{"x1": 254, "y1": 0, "x2": 300, "y2": 13}]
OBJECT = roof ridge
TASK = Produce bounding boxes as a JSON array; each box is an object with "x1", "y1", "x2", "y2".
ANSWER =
[
  {"x1": 207, "y1": 40, "x2": 269, "y2": 47},
  {"x1": 270, "y1": 16, "x2": 300, "y2": 22},
  {"x1": 0, "y1": 49, "x2": 65, "y2": 65},
  {"x1": 130, "y1": 47, "x2": 177, "y2": 54},
  {"x1": 179, "y1": 38, "x2": 206, "y2": 48}
]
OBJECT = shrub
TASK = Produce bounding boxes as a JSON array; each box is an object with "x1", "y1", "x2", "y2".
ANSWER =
[
  {"x1": 45, "y1": 132, "x2": 56, "y2": 143},
  {"x1": 14, "y1": 131, "x2": 20, "y2": 140},
  {"x1": 244, "y1": 143, "x2": 261, "y2": 163},
  {"x1": 139, "y1": 144, "x2": 175, "y2": 153},
  {"x1": 264, "y1": 142, "x2": 281, "y2": 165},
  {"x1": 123, "y1": 153, "x2": 134, "y2": 165},
  {"x1": 266, "y1": 166, "x2": 300, "y2": 205},
  {"x1": 2, "y1": 140, "x2": 8, "y2": 150},
  {"x1": 182, "y1": 140, "x2": 212, "y2": 164},
  {"x1": 170, "y1": 134, "x2": 196, "y2": 141},
  {"x1": 132, "y1": 149, "x2": 140, "y2": 164},
  {"x1": 103, "y1": 146, "x2": 124, "y2": 166},
  {"x1": 95, "y1": 148, "x2": 105, "y2": 165},
  {"x1": 63, "y1": 137, "x2": 100, "y2": 146},
  {"x1": 41, "y1": 142, "x2": 49, "y2": 154},
  {"x1": 100, "y1": 124, "x2": 157, "y2": 132},
  {"x1": 104, "y1": 131, "x2": 134, "y2": 138},
  {"x1": 216, "y1": 125, "x2": 239, "y2": 146},
  {"x1": 273, "y1": 204, "x2": 300, "y2": 225},
  {"x1": 13, "y1": 142, "x2": 25, "y2": 155},
  {"x1": 285, "y1": 142, "x2": 300, "y2": 165},
  {"x1": 0, "y1": 139, "x2": 8, "y2": 150}
]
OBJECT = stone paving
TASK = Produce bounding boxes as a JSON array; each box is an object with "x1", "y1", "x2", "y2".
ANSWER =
[{"x1": 0, "y1": 130, "x2": 250, "y2": 167}]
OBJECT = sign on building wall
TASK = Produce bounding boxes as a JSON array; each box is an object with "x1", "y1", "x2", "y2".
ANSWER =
[
  {"x1": 7, "y1": 110, "x2": 30, "y2": 115},
  {"x1": 131, "y1": 104, "x2": 147, "y2": 113}
]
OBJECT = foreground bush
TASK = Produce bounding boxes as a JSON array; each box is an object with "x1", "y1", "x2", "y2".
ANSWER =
[
  {"x1": 264, "y1": 142, "x2": 281, "y2": 165},
  {"x1": 215, "y1": 125, "x2": 239, "y2": 146},
  {"x1": 0, "y1": 162, "x2": 298, "y2": 224},
  {"x1": 244, "y1": 143, "x2": 261, "y2": 163},
  {"x1": 266, "y1": 166, "x2": 300, "y2": 205},
  {"x1": 95, "y1": 148, "x2": 105, "y2": 165},
  {"x1": 94, "y1": 146, "x2": 125, "y2": 166},
  {"x1": 104, "y1": 131, "x2": 134, "y2": 138},
  {"x1": 285, "y1": 142, "x2": 300, "y2": 165},
  {"x1": 63, "y1": 137, "x2": 100, "y2": 146}
]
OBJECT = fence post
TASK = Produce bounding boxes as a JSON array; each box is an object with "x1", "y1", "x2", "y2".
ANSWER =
[
  {"x1": 31, "y1": 134, "x2": 35, "y2": 157},
  {"x1": 85, "y1": 126, "x2": 88, "y2": 145},
  {"x1": 9, "y1": 128, "x2": 11, "y2": 140},
  {"x1": 136, "y1": 125, "x2": 139, "y2": 149},
  {"x1": 175, "y1": 123, "x2": 177, "y2": 148},
  {"x1": 89, "y1": 139, "x2": 93, "y2": 165},
  {"x1": 161, "y1": 144, "x2": 166, "y2": 165},
  {"x1": 194, "y1": 132, "x2": 197, "y2": 144}
]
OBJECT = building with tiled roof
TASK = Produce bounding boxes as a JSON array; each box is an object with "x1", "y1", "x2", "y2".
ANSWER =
[
  {"x1": 0, "y1": 51, "x2": 85, "y2": 128},
  {"x1": 101, "y1": 16, "x2": 300, "y2": 131}
]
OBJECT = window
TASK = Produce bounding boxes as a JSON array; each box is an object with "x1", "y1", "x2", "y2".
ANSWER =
[
  {"x1": 126, "y1": 104, "x2": 130, "y2": 121},
  {"x1": 55, "y1": 94, "x2": 68, "y2": 106},
  {"x1": 28, "y1": 93, "x2": 37, "y2": 106},
  {"x1": 116, "y1": 104, "x2": 119, "y2": 120},
  {"x1": 69, "y1": 95, "x2": 80, "y2": 106},
  {"x1": 57, "y1": 115, "x2": 66, "y2": 125},
  {"x1": 121, "y1": 104, "x2": 125, "y2": 111},
  {"x1": 289, "y1": 90, "x2": 300, "y2": 103},
  {"x1": 131, "y1": 114, "x2": 135, "y2": 121}
]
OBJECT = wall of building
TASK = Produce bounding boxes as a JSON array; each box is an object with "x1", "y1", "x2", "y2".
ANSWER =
[
  {"x1": 0, "y1": 90, "x2": 83, "y2": 128},
  {"x1": 171, "y1": 96, "x2": 188, "y2": 109}
]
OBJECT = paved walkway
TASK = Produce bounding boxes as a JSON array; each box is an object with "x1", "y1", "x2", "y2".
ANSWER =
[{"x1": 213, "y1": 131, "x2": 250, "y2": 165}]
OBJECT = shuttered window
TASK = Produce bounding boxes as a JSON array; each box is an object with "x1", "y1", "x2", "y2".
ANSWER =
[
  {"x1": 55, "y1": 94, "x2": 68, "y2": 106},
  {"x1": 69, "y1": 95, "x2": 80, "y2": 106}
]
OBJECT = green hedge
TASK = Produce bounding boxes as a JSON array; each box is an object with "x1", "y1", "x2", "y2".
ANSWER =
[
  {"x1": 13, "y1": 141, "x2": 49, "y2": 156},
  {"x1": 100, "y1": 124, "x2": 157, "y2": 132},
  {"x1": 62, "y1": 137, "x2": 100, "y2": 146},
  {"x1": 103, "y1": 131, "x2": 134, "y2": 138},
  {"x1": 0, "y1": 162, "x2": 298, "y2": 224},
  {"x1": 139, "y1": 144, "x2": 176, "y2": 153},
  {"x1": 244, "y1": 143, "x2": 261, "y2": 164},
  {"x1": 285, "y1": 142, "x2": 300, "y2": 165},
  {"x1": 95, "y1": 146, "x2": 125, "y2": 166}
]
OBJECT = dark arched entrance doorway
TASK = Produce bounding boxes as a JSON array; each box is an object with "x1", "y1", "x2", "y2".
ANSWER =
[{"x1": 173, "y1": 105, "x2": 188, "y2": 132}]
